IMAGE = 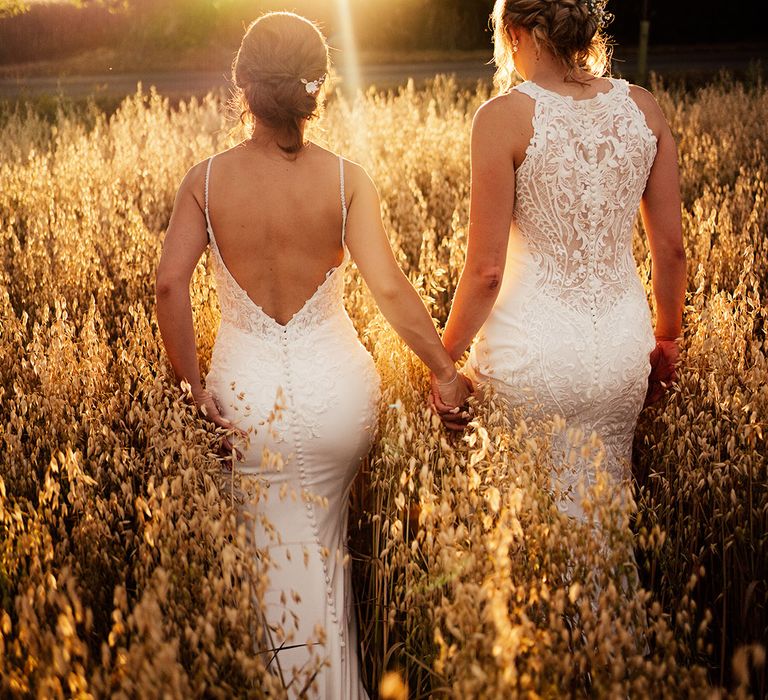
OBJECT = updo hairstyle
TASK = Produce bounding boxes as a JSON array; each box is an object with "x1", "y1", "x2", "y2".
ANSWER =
[
  {"x1": 492, "y1": 0, "x2": 612, "y2": 92},
  {"x1": 233, "y1": 12, "x2": 329, "y2": 154}
]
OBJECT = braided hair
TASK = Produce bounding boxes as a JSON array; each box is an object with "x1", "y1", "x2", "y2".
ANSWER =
[{"x1": 491, "y1": 0, "x2": 612, "y2": 92}]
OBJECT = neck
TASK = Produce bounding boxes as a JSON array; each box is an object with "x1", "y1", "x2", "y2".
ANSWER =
[
  {"x1": 519, "y1": 50, "x2": 591, "y2": 86},
  {"x1": 248, "y1": 120, "x2": 308, "y2": 152}
]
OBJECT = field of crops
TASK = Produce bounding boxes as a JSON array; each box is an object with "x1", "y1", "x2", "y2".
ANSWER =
[{"x1": 0, "y1": 75, "x2": 766, "y2": 698}]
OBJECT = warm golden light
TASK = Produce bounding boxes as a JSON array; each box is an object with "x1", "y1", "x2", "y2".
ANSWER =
[
  {"x1": 335, "y1": 0, "x2": 360, "y2": 96},
  {"x1": 335, "y1": 0, "x2": 368, "y2": 155}
]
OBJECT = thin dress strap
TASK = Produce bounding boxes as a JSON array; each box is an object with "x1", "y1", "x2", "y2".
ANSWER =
[
  {"x1": 339, "y1": 156, "x2": 348, "y2": 247},
  {"x1": 204, "y1": 156, "x2": 214, "y2": 235}
]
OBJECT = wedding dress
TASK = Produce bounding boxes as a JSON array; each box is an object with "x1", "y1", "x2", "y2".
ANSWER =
[
  {"x1": 203, "y1": 155, "x2": 379, "y2": 698},
  {"x1": 467, "y1": 78, "x2": 658, "y2": 519}
]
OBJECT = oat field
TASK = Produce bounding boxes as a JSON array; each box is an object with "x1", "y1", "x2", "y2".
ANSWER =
[{"x1": 0, "y1": 76, "x2": 766, "y2": 698}]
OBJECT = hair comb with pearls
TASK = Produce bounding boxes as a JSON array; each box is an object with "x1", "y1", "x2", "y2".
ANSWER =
[
  {"x1": 584, "y1": 0, "x2": 613, "y2": 30},
  {"x1": 301, "y1": 74, "x2": 326, "y2": 95}
]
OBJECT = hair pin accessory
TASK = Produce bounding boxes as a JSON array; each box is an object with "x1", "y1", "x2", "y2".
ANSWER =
[
  {"x1": 585, "y1": 0, "x2": 613, "y2": 30},
  {"x1": 301, "y1": 74, "x2": 326, "y2": 95}
]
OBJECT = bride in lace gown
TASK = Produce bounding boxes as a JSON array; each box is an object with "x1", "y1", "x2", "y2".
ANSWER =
[
  {"x1": 438, "y1": 0, "x2": 686, "y2": 519},
  {"x1": 155, "y1": 13, "x2": 469, "y2": 699}
]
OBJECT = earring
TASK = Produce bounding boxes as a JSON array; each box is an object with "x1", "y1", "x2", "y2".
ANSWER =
[{"x1": 512, "y1": 38, "x2": 519, "y2": 54}]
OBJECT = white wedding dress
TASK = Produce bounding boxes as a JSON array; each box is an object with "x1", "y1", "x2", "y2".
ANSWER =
[
  {"x1": 203, "y1": 155, "x2": 379, "y2": 698},
  {"x1": 467, "y1": 78, "x2": 658, "y2": 518}
]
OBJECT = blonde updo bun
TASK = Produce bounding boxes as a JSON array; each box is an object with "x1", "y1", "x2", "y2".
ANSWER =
[
  {"x1": 233, "y1": 12, "x2": 329, "y2": 154},
  {"x1": 492, "y1": 0, "x2": 612, "y2": 92}
]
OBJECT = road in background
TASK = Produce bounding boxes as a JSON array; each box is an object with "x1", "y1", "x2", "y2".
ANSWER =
[{"x1": 0, "y1": 45, "x2": 765, "y2": 99}]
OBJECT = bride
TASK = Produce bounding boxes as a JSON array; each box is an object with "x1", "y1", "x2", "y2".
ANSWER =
[
  {"x1": 155, "y1": 12, "x2": 470, "y2": 699},
  {"x1": 437, "y1": 0, "x2": 687, "y2": 519}
]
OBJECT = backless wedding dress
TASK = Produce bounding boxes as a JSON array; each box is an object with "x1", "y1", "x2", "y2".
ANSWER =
[
  {"x1": 467, "y1": 78, "x2": 658, "y2": 519},
  {"x1": 204, "y1": 155, "x2": 379, "y2": 698}
]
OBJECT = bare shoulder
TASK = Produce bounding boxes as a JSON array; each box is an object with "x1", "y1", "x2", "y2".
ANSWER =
[
  {"x1": 627, "y1": 83, "x2": 668, "y2": 137},
  {"x1": 473, "y1": 90, "x2": 533, "y2": 163},
  {"x1": 474, "y1": 89, "x2": 532, "y2": 130},
  {"x1": 338, "y1": 156, "x2": 378, "y2": 202},
  {"x1": 174, "y1": 158, "x2": 211, "y2": 209}
]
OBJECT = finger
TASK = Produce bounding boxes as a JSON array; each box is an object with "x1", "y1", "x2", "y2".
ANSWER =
[
  {"x1": 656, "y1": 365, "x2": 675, "y2": 384},
  {"x1": 437, "y1": 405, "x2": 461, "y2": 417},
  {"x1": 644, "y1": 386, "x2": 654, "y2": 408},
  {"x1": 440, "y1": 411, "x2": 470, "y2": 427},
  {"x1": 644, "y1": 380, "x2": 660, "y2": 406},
  {"x1": 430, "y1": 394, "x2": 456, "y2": 416},
  {"x1": 434, "y1": 394, "x2": 459, "y2": 413},
  {"x1": 211, "y1": 414, "x2": 232, "y2": 430},
  {"x1": 442, "y1": 412, "x2": 470, "y2": 424},
  {"x1": 220, "y1": 438, "x2": 244, "y2": 462},
  {"x1": 234, "y1": 426, "x2": 248, "y2": 440},
  {"x1": 430, "y1": 386, "x2": 454, "y2": 414},
  {"x1": 647, "y1": 384, "x2": 665, "y2": 406},
  {"x1": 212, "y1": 415, "x2": 247, "y2": 440}
]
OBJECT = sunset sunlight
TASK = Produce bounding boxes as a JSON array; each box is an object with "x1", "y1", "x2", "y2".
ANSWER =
[{"x1": 0, "y1": 1, "x2": 766, "y2": 698}]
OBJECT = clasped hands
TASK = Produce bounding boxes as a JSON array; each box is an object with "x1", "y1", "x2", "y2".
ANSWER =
[
  {"x1": 430, "y1": 370, "x2": 475, "y2": 431},
  {"x1": 193, "y1": 338, "x2": 679, "y2": 448},
  {"x1": 430, "y1": 335, "x2": 680, "y2": 431}
]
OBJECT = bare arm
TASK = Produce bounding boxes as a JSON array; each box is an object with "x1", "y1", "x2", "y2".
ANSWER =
[
  {"x1": 155, "y1": 164, "x2": 210, "y2": 398},
  {"x1": 632, "y1": 86, "x2": 687, "y2": 405},
  {"x1": 441, "y1": 98, "x2": 518, "y2": 361},
  {"x1": 634, "y1": 88, "x2": 687, "y2": 340},
  {"x1": 345, "y1": 164, "x2": 469, "y2": 407}
]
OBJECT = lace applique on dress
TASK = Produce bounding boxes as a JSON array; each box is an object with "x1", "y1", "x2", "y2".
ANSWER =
[{"x1": 469, "y1": 78, "x2": 659, "y2": 503}]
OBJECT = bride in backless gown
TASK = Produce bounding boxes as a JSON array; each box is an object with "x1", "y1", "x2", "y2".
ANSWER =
[
  {"x1": 156, "y1": 13, "x2": 470, "y2": 699},
  {"x1": 437, "y1": 0, "x2": 686, "y2": 520}
]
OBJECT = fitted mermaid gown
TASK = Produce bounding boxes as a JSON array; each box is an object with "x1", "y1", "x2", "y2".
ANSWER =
[
  {"x1": 203, "y1": 155, "x2": 380, "y2": 698},
  {"x1": 467, "y1": 78, "x2": 659, "y2": 519}
]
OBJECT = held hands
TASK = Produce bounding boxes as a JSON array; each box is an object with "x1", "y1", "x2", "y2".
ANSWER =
[
  {"x1": 430, "y1": 371, "x2": 474, "y2": 431},
  {"x1": 645, "y1": 337, "x2": 680, "y2": 407},
  {"x1": 192, "y1": 388, "x2": 246, "y2": 462}
]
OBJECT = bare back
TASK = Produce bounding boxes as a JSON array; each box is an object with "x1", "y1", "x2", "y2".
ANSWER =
[{"x1": 206, "y1": 143, "x2": 346, "y2": 326}]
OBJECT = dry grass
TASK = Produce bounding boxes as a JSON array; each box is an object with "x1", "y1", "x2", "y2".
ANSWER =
[{"x1": 0, "y1": 75, "x2": 765, "y2": 698}]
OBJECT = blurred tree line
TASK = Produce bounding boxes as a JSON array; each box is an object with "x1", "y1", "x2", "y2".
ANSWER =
[{"x1": 0, "y1": 0, "x2": 764, "y2": 65}]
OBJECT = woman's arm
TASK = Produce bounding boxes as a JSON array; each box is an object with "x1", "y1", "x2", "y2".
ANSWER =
[
  {"x1": 632, "y1": 87, "x2": 687, "y2": 403},
  {"x1": 441, "y1": 97, "x2": 518, "y2": 362},
  {"x1": 635, "y1": 89, "x2": 687, "y2": 339},
  {"x1": 344, "y1": 164, "x2": 470, "y2": 409},
  {"x1": 156, "y1": 163, "x2": 243, "y2": 450},
  {"x1": 156, "y1": 164, "x2": 210, "y2": 396}
]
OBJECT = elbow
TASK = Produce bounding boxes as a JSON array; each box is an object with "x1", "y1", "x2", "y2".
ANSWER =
[
  {"x1": 376, "y1": 281, "x2": 404, "y2": 306},
  {"x1": 467, "y1": 264, "x2": 504, "y2": 296},
  {"x1": 661, "y1": 244, "x2": 687, "y2": 271},
  {"x1": 155, "y1": 270, "x2": 186, "y2": 300},
  {"x1": 373, "y1": 271, "x2": 412, "y2": 306}
]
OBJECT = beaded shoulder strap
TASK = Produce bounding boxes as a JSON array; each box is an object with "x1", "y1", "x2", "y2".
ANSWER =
[
  {"x1": 339, "y1": 156, "x2": 348, "y2": 247},
  {"x1": 204, "y1": 156, "x2": 215, "y2": 234}
]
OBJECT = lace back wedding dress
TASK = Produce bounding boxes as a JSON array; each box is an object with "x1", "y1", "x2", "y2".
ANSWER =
[
  {"x1": 468, "y1": 78, "x2": 658, "y2": 518},
  {"x1": 204, "y1": 155, "x2": 380, "y2": 699}
]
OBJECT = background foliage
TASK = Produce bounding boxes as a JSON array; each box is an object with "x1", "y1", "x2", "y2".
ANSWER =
[
  {"x1": 0, "y1": 75, "x2": 766, "y2": 697},
  {"x1": 0, "y1": 0, "x2": 766, "y2": 66}
]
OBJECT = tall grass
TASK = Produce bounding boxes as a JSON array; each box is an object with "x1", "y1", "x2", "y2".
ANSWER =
[{"x1": 0, "y1": 76, "x2": 765, "y2": 697}]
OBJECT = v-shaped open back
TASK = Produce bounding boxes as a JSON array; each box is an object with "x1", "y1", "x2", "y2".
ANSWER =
[
  {"x1": 204, "y1": 154, "x2": 350, "y2": 333},
  {"x1": 202, "y1": 145, "x2": 378, "y2": 700}
]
